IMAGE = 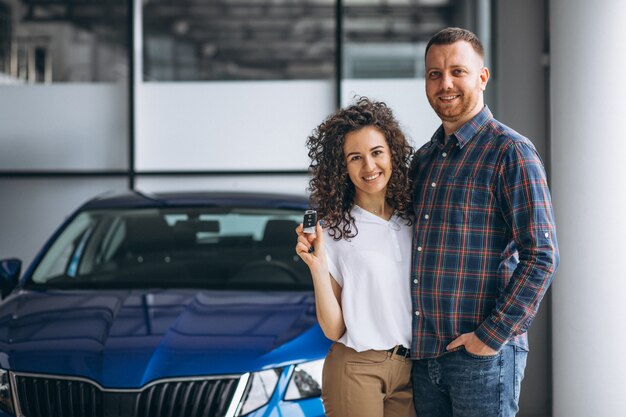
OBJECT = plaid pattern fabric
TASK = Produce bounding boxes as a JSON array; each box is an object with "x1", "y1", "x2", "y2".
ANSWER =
[{"x1": 409, "y1": 106, "x2": 559, "y2": 359}]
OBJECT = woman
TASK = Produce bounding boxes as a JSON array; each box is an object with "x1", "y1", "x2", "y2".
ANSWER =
[{"x1": 295, "y1": 97, "x2": 416, "y2": 417}]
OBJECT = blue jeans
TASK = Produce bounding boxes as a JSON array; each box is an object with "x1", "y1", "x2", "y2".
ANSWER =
[{"x1": 411, "y1": 344, "x2": 528, "y2": 417}]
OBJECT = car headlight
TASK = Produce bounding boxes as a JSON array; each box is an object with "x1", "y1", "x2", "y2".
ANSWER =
[
  {"x1": 237, "y1": 368, "x2": 281, "y2": 416},
  {"x1": 0, "y1": 369, "x2": 15, "y2": 415},
  {"x1": 284, "y1": 359, "x2": 324, "y2": 401}
]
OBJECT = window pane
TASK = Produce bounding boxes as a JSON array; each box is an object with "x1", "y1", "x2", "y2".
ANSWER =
[
  {"x1": 343, "y1": 0, "x2": 452, "y2": 80},
  {"x1": 0, "y1": 0, "x2": 128, "y2": 83},
  {"x1": 143, "y1": 0, "x2": 335, "y2": 81},
  {"x1": 0, "y1": 0, "x2": 129, "y2": 170},
  {"x1": 0, "y1": 2, "x2": 11, "y2": 79},
  {"x1": 139, "y1": 0, "x2": 335, "y2": 171},
  {"x1": 341, "y1": 0, "x2": 488, "y2": 148}
]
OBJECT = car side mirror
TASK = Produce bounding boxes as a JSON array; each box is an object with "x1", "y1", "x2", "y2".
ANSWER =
[{"x1": 0, "y1": 258, "x2": 22, "y2": 298}]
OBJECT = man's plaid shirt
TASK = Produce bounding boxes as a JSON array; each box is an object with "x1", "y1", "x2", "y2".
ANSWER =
[{"x1": 409, "y1": 106, "x2": 559, "y2": 359}]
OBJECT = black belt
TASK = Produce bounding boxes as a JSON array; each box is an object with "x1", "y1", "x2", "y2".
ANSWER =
[{"x1": 387, "y1": 345, "x2": 410, "y2": 358}]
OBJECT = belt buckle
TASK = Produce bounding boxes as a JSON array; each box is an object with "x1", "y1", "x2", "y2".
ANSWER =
[{"x1": 396, "y1": 345, "x2": 410, "y2": 358}]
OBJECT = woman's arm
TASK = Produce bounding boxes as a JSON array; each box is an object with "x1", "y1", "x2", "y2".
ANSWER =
[{"x1": 295, "y1": 222, "x2": 346, "y2": 341}]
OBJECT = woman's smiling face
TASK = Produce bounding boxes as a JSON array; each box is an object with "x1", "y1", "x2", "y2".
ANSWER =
[{"x1": 343, "y1": 126, "x2": 392, "y2": 200}]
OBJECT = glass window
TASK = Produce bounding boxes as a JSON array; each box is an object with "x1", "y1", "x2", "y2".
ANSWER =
[
  {"x1": 0, "y1": 2, "x2": 11, "y2": 79},
  {"x1": 0, "y1": 0, "x2": 128, "y2": 83},
  {"x1": 142, "y1": 0, "x2": 335, "y2": 81},
  {"x1": 341, "y1": 0, "x2": 487, "y2": 149},
  {"x1": 0, "y1": 0, "x2": 129, "y2": 170},
  {"x1": 343, "y1": 0, "x2": 452, "y2": 80},
  {"x1": 30, "y1": 207, "x2": 312, "y2": 290},
  {"x1": 138, "y1": 0, "x2": 335, "y2": 172},
  {"x1": 32, "y1": 212, "x2": 96, "y2": 281}
]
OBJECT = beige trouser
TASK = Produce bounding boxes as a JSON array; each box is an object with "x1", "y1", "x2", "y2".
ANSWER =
[{"x1": 322, "y1": 342, "x2": 417, "y2": 417}]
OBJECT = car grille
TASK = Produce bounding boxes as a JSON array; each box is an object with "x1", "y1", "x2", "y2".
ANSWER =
[{"x1": 13, "y1": 373, "x2": 240, "y2": 417}]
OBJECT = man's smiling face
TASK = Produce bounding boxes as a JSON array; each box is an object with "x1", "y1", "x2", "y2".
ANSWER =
[{"x1": 425, "y1": 40, "x2": 489, "y2": 134}]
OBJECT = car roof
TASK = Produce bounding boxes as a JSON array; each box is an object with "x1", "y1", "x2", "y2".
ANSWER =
[{"x1": 80, "y1": 190, "x2": 310, "y2": 210}]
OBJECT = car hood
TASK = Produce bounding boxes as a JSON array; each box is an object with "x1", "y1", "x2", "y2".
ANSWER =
[{"x1": 0, "y1": 289, "x2": 329, "y2": 388}]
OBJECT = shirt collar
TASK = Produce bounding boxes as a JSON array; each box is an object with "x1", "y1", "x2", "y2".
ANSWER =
[
  {"x1": 353, "y1": 205, "x2": 399, "y2": 226},
  {"x1": 430, "y1": 105, "x2": 493, "y2": 150}
]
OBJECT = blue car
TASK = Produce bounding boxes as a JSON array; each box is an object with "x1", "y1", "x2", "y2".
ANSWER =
[{"x1": 0, "y1": 191, "x2": 331, "y2": 417}]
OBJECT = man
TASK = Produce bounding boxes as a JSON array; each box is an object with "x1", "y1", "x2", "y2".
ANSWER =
[{"x1": 409, "y1": 27, "x2": 559, "y2": 417}]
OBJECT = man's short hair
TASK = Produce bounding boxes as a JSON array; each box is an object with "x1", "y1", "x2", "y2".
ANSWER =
[{"x1": 425, "y1": 27, "x2": 484, "y2": 59}]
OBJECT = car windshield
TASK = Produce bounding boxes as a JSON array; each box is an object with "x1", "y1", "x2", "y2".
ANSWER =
[{"x1": 28, "y1": 207, "x2": 312, "y2": 290}]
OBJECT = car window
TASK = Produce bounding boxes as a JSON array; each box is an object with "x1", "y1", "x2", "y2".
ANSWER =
[
  {"x1": 32, "y1": 212, "x2": 96, "y2": 281},
  {"x1": 29, "y1": 207, "x2": 311, "y2": 290}
]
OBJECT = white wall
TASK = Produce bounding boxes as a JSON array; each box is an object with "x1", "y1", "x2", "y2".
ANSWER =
[
  {"x1": 0, "y1": 84, "x2": 128, "y2": 170},
  {"x1": 550, "y1": 1, "x2": 626, "y2": 416},
  {"x1": 136, "y1": 81, "x2": 334, "y2": 171},
  {"x1": 135, "y1": 175, "x2": 310, "y2": 196}
]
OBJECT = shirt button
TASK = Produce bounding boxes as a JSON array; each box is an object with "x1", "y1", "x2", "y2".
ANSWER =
[
  {"x1": 544, "y1": 232, "x2": 549, "y2": 238},
  {"x1": 424, "y1": 214, "x2": 429, "y2": 220},
  {"x1": 431, "y1": 182, "x2": 436, "y2": 188},
  {"x1": 413, "y1": 279, "x2": 418, "y2": 284},
  {"x1": 442, "y1": 152, "x2": 447, "y2": 157},
  {"x1": 417, "y1": 246, "x2": 422, "y2": 252},
  {"x1": 414, "y1": 311, "x2": 420, "y2": 316}
]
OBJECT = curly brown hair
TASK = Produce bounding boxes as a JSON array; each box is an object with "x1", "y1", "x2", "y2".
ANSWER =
[{"x1": 306, "y1": 97, "x2": 414, "y2": 240}]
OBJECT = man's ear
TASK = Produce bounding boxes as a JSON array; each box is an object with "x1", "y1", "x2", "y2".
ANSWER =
[{"x1": 479, "y1": 67, "x2": 490, "y2": 91}]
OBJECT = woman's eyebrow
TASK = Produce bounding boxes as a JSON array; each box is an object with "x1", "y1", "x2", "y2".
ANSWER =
[{"x1": 346, "y1": 145, "x2": 384, "y2": 158}]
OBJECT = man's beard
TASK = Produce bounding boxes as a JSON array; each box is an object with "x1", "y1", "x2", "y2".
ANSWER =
[{"x1": 429, "y1": 94, "x2": 476, "y2": 124}]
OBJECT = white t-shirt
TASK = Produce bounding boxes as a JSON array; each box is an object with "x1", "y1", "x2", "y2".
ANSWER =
[{"x1": 324, "y1": 205, "x2": 413, "y2": 352}]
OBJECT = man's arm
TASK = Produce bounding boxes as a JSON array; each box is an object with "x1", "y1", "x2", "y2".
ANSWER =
[{"x1": 473, "y1": 140, "x2": 560, "y2": 352}]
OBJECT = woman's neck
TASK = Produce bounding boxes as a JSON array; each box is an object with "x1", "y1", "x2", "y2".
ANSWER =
[{"x1": 354, "y1": 195, "x2": 391, "y2": 220}]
